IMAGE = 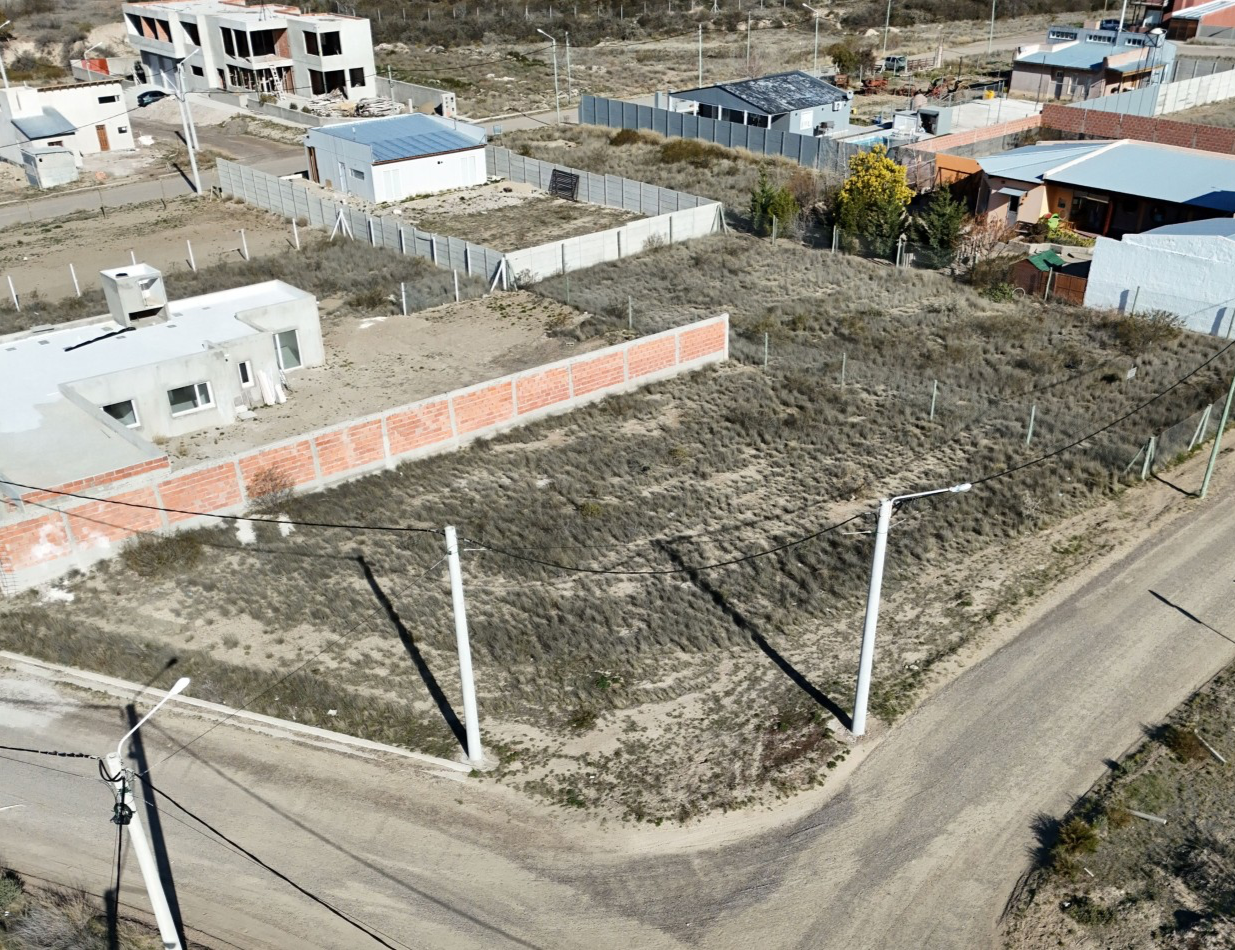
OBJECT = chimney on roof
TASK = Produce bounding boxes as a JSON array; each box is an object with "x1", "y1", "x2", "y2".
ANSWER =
[{"x1": 99, "y1": 265, "x2": 168, "y2": 327}]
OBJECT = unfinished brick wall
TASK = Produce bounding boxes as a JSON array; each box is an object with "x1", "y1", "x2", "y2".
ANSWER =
[
  {"x1": 1040, "y1": 103, "x2": 1235, "y2": 154},
  {"x1": 907, "y1": 114, "x2": 1044, "y2": 155},
  {"x1": 0, "y1": 314, "x2": 730, "y2": 593}
]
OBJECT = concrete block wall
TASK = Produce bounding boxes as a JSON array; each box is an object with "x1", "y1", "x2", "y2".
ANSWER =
[
  {"x1": 1041, "y1": 104, "x2": 1235, "y2": 154},
  {"x1": 0, "y1": 314, "x2": 730, "y2": 594},
  {"x1": 907, "y1": 114, "x2": 1044, "y2": 155}
]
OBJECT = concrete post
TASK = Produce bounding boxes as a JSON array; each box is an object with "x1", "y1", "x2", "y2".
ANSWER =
[
  {"x1": 7, "y1": 275, "x2": 18, "y2": 310},
  {"x1": 69, "y1": 263, "x2": 80, "y2": 297},
  {"x1": 186, "y1": 240, "x2": 196, "y2": 272},
  {"x1": 453, "y1": 269, "x2": 460, "y2": 302},
  {"x1": 103, "y1": 753, "x2": 183, "y2": 950},
  {"x1": 239, "y1": 229, "x2": 249, "y2": 260},
  {"x1": 929, "y1": 379, "x2": 938, "y2": 421},
  {"x1": 852, "y1": 498, "x2": 893, "y2": 737},
  {"x1": 444, "y1": 526, "x2": 483, "y2": 766},
  {"x1": 1201, "y1": 373, "x2": 1235, "y2": 497},
  {"x1": 1026, "y1": 404, "x2": 1036, "y2": 445},
  {"x1": 400, "y1": 282, "x2": 407, "y2": 315},
  {"x1": 292, "y1": 219, "x2": 301, "y2": 250},
  {"x1": 130, "y1": 249, "x2": 138, "y2": 265}
]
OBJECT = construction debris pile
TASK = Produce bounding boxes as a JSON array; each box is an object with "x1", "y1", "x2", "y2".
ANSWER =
[{"x1": 301, "y1": 90, "x2": 401, "y2": 118}]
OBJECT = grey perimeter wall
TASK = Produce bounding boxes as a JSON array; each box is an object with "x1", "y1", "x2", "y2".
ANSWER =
[
  {"x1": 216, "y1": 147, "x2": 721, "y2": 286},
  {"x1": 581, "y1": 94, "x2": 887, "y2": 176}
]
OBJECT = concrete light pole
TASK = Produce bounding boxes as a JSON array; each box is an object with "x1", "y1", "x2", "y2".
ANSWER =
[
  {"x1": 0, "y1": 21, "x2": 11, "y2": 91},
  {"x1": 445, "y1": 526, "x2": 483, "y2": 766},
  {"x1": 698, "y1": 23, "x2": 703, "y2": 87},
  {"x1": 803, "y1": 4, "x2": 821, "y2": 73},
  {"x1": 173, "y1": 51, "x2": 202, "y2": 196},
  {"x1": 882, "y1": 0, "x2": 892, "y2": 60},
  {"x1": 852, "y1": 483, "x2": 971, "y2": 737},
  {"x1": 537, "y1": 29, "x2": 562, "y2": 124},
  {"x1": 565, "y1": 30, "x2": 573, "y2": 98},
  {"x1": 987, "y1": 0, "x2": 996, "y2": 54},
  {"x1": 747, "y1": 14, "x2": 753, "y2": 72},
  {"x1": 104, "y1": 676, "x2": 191, "y2": 950}
]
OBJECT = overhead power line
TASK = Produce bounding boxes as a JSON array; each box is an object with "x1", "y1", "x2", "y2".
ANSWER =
[
  {"x1": 136, "y1": 776, "x2": 412, "y2": 950},
  {"x1": 0, "y1": 743, "x2": 98, "y2": 760}
]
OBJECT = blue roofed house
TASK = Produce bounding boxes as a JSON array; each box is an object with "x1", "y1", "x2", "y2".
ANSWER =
[
  {"x1": 304, "y1": 113, "x2": 487, "y2": 203},
  {"x1": 975, "y1": 139, "x2": 1235, "y2": 237},
  {"x1": 664, "y1": 71, "x2": 851, "y2": 135},
  {"x1": 1010, "y1": 23, "x2": 1176, "y2": 100}
]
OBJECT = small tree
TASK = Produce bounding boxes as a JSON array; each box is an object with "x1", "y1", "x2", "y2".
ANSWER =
[
  {"x1": 834, "y1": 145, "x2": 912, "y2": 258},
  {"x1": 911, "y1": 188, "x2": 966, "y2": 269},
  {"x1": 749, "y1": 168, "x2": 800, "y2": 237}
]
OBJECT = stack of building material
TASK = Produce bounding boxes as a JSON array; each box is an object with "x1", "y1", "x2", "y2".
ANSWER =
[
  {"x1": 354, "y1": 97, "x2": 399, "y2": 117},
  {"x1": 304, "y1": 89, "x2": 346, "y2": 115}
]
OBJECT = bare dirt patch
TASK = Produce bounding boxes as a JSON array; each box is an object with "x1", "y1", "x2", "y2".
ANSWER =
[
  {"x1": 1169, "y1": 97, "x2": 1235, "y2": 129},
  {"x1": 0, "y1": 196, "x2": 295, "y2": 305},
  {"x1": 167, "y1": 290, "x2": 600, "y2": 465}
]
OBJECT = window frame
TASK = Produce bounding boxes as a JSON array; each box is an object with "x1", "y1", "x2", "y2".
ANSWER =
[
  {"x1": 274, "y1": 329, "x2": 302, "y2": 371},
  {"x1": 349, "y1": 66, "x2": 365, "y2": 88},
  {"x1": 303, "y1": 30, "x2": 319, "y2": 55},
  {"x1": 321, "y1": 31, "x2": 342, "y2": 55},
  {"x1": 102, "y1": 399, "x2": 141, "y2": 428},
  {"x1": 238, "y1": 360, "x2": 254, "y2": 387},
  {"x1": 167, "y1": 381, "x2": 214, "y2": 416}
]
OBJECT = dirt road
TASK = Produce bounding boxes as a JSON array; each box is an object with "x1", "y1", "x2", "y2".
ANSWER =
[{"x1": 4, "y1": 455, "x2": 1235, "y2": 948}]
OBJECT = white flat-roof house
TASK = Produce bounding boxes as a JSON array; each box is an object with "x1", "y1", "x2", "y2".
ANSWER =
[
  {"x1": 304, "y1": 113, "x2": 487, "y2": 202},
  {"x1": 121, "y1": 0, "x2": 376, "y2": 99},
  {"x1": 0, "y1": 266, "x2": 323, "y2": 492},
  {"x1": 0, "y1": 80, "x2": 136, "y2": 173}
]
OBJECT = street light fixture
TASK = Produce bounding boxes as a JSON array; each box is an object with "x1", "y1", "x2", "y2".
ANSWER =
[
  {"x1": 851, "y1": 483, "x2": 972, "y2": 737},
  {"x1": 104, "y1": 676, "x2": 190, "y2": 950},
  {"x1": 536, "y1": 28, "x2": 562, "y2": 124},
  {"x1": 802, "y1": 3, "x2": 821, "y2": 74}
]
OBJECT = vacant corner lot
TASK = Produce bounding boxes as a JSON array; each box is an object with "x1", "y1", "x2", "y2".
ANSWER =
[
  {"x1": 3, "y1": 231, "x2": 1228, "y2": 825},
  {"x1": 0, "y1": 197, "x2": 295, "y2": 308},
  {"x1": 1169, "y1": 97, "x2": 1235, "y2": 128},
  {"x1": 1003, "y1": 661, "x2": 1235, "y2": 948}
]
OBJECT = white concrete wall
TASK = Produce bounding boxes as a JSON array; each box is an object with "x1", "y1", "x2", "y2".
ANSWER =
[
  {"x1": 304, "y1": 128, "x2": 375, "y2": 200},
  {"x1": 506, "y1": 202, "x2": 724, "y2": 283},
  {"x1": 372, "y1": 147, "x2": 485, "y2": 202},
  {"x1": 1084, "y1": 233, "x2": 1235, "y2": 336}
]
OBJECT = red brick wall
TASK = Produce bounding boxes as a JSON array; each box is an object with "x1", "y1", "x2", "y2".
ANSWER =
[
  {"x1": 1, "y1": 315, "x2": 730, "y2": 589},
  {"x1": 451, "y1": 381, "x2": 515, "y2": 434},
  {"x1": 1040, "y1": 103, "x2": 1235, "y2": 155}
]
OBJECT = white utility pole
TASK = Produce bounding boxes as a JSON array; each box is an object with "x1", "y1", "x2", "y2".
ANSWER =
[
  {"x1": 803, "y1": 3, "x2": 820, "y2": 73},
  {"x1": 882, "y1": 0, "x2": 893, "y2": 59},
  {"x1": 0, "y1": 21, "x2": 11, "y2": 90},
  {"x1": 987, "y1": 0, "x2": 996, "y2": 54},
  {"x1": 537, "y1": 29, "x2": 562, "y2": 124},
  {"x1": 1200, "y1": 373, "x2": 1235, "y2": 498},
  {"x1": 565, "y1": 31, "x2": 573, "y2": 98},
  {"x1": 104, "y1": 677, "x2": 190, "y2": 950},
  {"x1": 698, "y1": 23, "x2": 703, "y2": 86},
  {"x1": 445, "y1": 526, "x2": 483, "y2": 766},
  {"x1": 747, "y1": 14, "x2": 752, "y2": 72},
  {"x1": 173, "y1": 53, "x2": 202, "y2": 196},
  {"x1": 852, "y1": 484, "x2": 971, "y2": 737}
]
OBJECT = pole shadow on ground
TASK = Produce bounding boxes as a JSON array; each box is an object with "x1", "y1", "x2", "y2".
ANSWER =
[
  {"x1": 356, "y1": 554, "x2": 467, "y2": 752},
  {"x1": 1148, "y1": 590, "x2": 1235, "y2": 646},
  {"x1": 657, "y1": 542, "x2": 853, "y2": 731}
]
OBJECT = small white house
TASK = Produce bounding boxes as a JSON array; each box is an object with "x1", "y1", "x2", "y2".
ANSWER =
[
  {"x1": 0, "y1": 80, "x2": 136, "y2": 170},
  {"x1": 1084, "y1": 219, "x2": 1235, "y2": 336},
  {"x1": 304, "y1": 113, "x2": 487, "y2": 203}
]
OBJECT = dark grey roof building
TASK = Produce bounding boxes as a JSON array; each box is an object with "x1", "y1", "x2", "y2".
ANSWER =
[{"x1": 668, "y1": 71, "x2": 851, "y2": 135}]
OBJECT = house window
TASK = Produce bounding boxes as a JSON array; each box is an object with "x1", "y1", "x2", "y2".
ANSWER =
[
  {"x1": 221, "y1": 27, "x2": 235, "y2": 56},
  {"x1": 235, "y1": 31, "x2": 251, "y2": 58},
  {"x1": 304, "y1": 30, "x2": 319, "y2": 55},
  {"x1": 275, "y1": 329, "x2": 302, "y2": 370},
  {"x1": 238, "y1": 360, "x2": 254, "y2": 387},
  {"x1": 47, "y1": 140, "x2": 63, "y2": 147},
  {"x1": 322, "y1": 31, "x2": 342, "y2": 55},
  {"x1": 102, "y1": 399, "x2": 140, "y2": 428},
  {"x1": 118, "y1": 126, "x2": 128, "y2": 134},
  {"x1": 191, "y1": 65, "x2": 203, "y2": 77},
  {"x1": 182, "y1": 21, "x2": 200, "y2": 45},
  {"x1": 349, "y1": 67, "x2": 365, "y2": 88},
  {"x1": 350, "y1": 166, "x2": 365, "y2": 180},
  {"x1": 697, "y1": 103, "x2": 718, "y2": 119},
  {"x1": 167, "y1": 381, "x2": 214, "y2": 415},
  {"x1": 98, "y1": 94, "x2": 119, "y2": 104},
  {"x1": 1053, "y1": 69, "x2": 1064, "y2": 81}
]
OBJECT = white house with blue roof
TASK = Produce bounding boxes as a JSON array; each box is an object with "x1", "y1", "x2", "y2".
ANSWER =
[{"x1": 303, "y1": 113, "x2": 487, "y2": 204}]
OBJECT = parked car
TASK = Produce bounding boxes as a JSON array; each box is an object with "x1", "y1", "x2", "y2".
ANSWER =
[
  {"x1": 882, "y1": 55, "x2": 908, "y2": 73},
  {"x1": 137, "y1": 89, "x2": 169, "y2": 107}
]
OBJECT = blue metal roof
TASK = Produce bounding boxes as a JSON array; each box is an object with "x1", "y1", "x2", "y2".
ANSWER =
[
  {"x1": 1046, "y1": 142, "x2": 1235, "y2": 213},
  {"x1": 1015, "y1": 27, "x2": 1174, "y2": 71},
  {"x1": 315, "y1": 114, "x2": 483, "y2": 163},
  {"x1": 976, "y1": 141, "x2": 1111, "y2": 184},
  {"x1": 1141, "y1": 218, "x2": 1235, "y2": 238},
  {"x1": 13, "y1": 107, "x2": 75, "y2": 141}
]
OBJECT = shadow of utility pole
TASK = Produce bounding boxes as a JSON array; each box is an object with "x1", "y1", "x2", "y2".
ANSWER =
[
  {"x1": 657, "y1": 542, "x2": 853, "y2": 731},
  {"x1": 356, "y1": 554, "x2": 467, "y2": 751},
  {"x1": 124, "y1": 703, "x2": 187, "y2": 950},
  {"x1": 1149, "y1": 590, "x2": 1235, "y2": 646}
]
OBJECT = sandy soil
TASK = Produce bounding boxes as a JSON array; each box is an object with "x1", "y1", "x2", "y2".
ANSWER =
[
  {"x1": 1171, "y1": 96, "x2": 1235, "y2": 128},
  {"x1": 166, "y1": 290, "x2": 602, "y2": 465},
  {"x1": 0, "y1": 197, "x2": 297, "y2": 303}
]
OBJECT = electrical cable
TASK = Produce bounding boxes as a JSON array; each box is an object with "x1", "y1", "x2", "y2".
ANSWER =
[
  {"x1": 147, "y1": 555, "x2": 447, "y2": 772},
  {"x1": 136, "y1": 774, "x2": 414, "y2": 950}
]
